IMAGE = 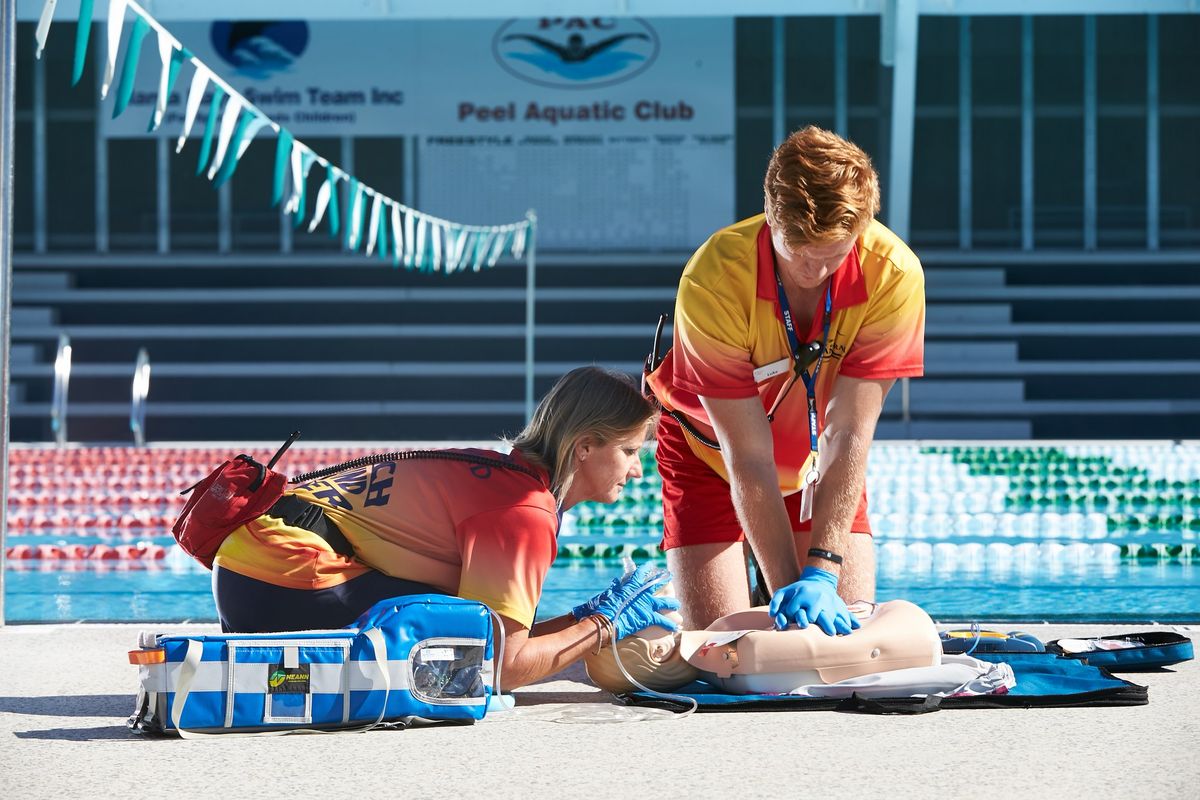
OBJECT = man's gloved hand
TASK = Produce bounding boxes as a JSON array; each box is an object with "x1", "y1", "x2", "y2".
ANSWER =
[
  {"x1": 768, "y1": 566, "x2": 860, "y2": 636},
  {"x1": 573, "y1": 563, "x2": 681, "y2": 640}
]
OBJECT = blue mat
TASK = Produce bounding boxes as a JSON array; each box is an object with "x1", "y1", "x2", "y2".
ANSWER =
[{"x1": 620, "y1": 653, "x2": 1148, "y2": 714}]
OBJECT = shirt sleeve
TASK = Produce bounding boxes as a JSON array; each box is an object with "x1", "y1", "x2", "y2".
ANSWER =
[
  {"x1": 839, "y1": 259, "x2": 926, "y2": 380},
  {"x1": 455, "y1": 504, "x2": 558, "y2": 629},
  {"x1": 671, "y1": 276, "x2": 760, "y2": 399}
]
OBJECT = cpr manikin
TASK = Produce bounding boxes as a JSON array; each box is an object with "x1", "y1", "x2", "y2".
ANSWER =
[{"x1": 585, "y1": 599, "x2": 942, "y2": 694}]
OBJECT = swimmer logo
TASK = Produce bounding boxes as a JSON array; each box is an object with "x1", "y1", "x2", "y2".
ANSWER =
[
  {"x1": 210, "y1": 21, "x2": 309, "y2": 80},
  {"x1": 493, "y1": 18, "x2": 660, "y2": 89}
]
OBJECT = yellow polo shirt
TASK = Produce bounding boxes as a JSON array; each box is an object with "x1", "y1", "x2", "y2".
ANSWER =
[{"x1": 645, "y1": 214, "x2": 925, "y2": 496}]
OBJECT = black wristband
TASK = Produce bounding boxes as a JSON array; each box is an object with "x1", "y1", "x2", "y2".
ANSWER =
[{"x1": 807, "y1": 547, "x2": 844, "y2": 566}]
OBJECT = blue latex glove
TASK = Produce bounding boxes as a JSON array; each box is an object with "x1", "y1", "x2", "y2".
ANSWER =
[
  {"x1": 768, "y1": 566, "x2": 860, "y2": 637},
  {"x1": 572, "y1": 563, "x2": 681, "y2": 640}
]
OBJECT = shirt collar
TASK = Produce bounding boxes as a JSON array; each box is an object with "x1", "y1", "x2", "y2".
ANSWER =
[{"x1": 755, "y1": 218, "x2": 867, "y2": 311}]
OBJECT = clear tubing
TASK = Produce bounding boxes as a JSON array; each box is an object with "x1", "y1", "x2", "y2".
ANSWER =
[{"x1": 604, "y1": 561, "x2": 698, "y2": 718}]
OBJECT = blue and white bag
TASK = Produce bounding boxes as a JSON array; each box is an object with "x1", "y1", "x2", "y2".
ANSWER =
[{"x1": 127, "y1": 594, "x2": 500, "y2": 737}]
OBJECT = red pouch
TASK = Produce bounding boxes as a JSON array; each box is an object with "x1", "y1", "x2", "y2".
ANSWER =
[{"x1": 172, "y1": 455, "x2": 288, "y2": 569}]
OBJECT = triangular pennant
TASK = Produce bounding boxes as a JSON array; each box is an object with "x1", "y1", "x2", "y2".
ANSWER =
[
  {"x1": 487, "y1": 229, "x2": 510, "y2": 267},
  {"x1": 365, "y1": 193, "x2": 382, "y2": 256},
  {"x1": 431, "y1": 221, "x2": 443, "y2": 271},
  {"x1": 414, "y1": 216, "x2": 428, "y2": 271},
  {"x1": 193, "y1": 84, "x2": 224, "y2": 175},
  {"x1": 284, "y1": 141, "x2": 303, "y2": 213},
  {"x1": 207, "y1": 95, "x2": 244, "y2": 181},
  {"x1": 235, "y1": 115, "x2": 272, "y2": 160},
  {"x1": 307, "y1": 176, "x2": 332, "y2": 233},
  {"x1": 447, "y1": 228, "x2": 470, "y2": 273},
  {"x1": 111, "y1": 14, "x2": 149, "y2": 119},
  {"x1": 149, "y1": 37, "x2": 188, "y2": 132},
  {"x1": 71, "y1": 0, "x2": 95, "y2": 86},
  {"x1": 473, "y1": 230, "x2": 496, "y2": 271},
  {"x1": 390, "y1": 203, "x2": 403, "y2": 266},
  {"x1": 326, "y1": 168, "x2": 341, "y2": 238},
  {"x1": 271, "y1": 129, "x2": 294, "y2": 207},
  {"x1": 511, "y1": 224, "x2": 529, "y2": 260},
  {"x1": 100, "y1": 0, "x2": 128, "y2": 99},
  {"x1": 212, "y1": 111, "x2": 257, "y2": 188},
  {"x1": 343, "y1": 178, "x2": 359, "y2": 250},
  {"x1": 35, "y1": 0, "x2": 59, "y2": 59},
  {"x1": 403, "y1": 209, "x2": 415, "y2": 268},
  {"x1": 347, "y1": 182, "x2": 366, "y2": 251},
  {"x1": 176, "y1": 66, "x2": 209, "y2": 153},
  {"x1": 290, "y1": 150, "x2": 315, "y2": 228},
  {"x1": 377, "y1": 202, "x2": 390, "y2": 262}
]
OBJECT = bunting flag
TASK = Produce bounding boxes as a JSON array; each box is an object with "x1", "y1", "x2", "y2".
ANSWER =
[{"x1": 35, "y1": 0, "x2": 533, "y2": 273}]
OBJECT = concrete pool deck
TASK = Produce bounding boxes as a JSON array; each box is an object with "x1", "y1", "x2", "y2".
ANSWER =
[{"x1": 0, "y1": 621, "x2": 1195, "y2": 799}]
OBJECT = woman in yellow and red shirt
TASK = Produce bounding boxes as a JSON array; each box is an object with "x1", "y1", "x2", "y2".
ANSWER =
[{"x1": 213, "y1": 367, "x2": 678, "y2": 690}]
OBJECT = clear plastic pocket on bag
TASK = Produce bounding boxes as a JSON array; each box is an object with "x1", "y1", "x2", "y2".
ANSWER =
[
  {"x1": 409, "y1": 639, "x2": 488, "y2": 704},
  {"x1": 265, "y1": 664, "x2": 313, "y2": 723}
]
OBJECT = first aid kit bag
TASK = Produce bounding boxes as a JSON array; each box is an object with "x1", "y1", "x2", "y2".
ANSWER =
[{"x1": 127, "y1": 594, "x2": 497, "y2": 736}]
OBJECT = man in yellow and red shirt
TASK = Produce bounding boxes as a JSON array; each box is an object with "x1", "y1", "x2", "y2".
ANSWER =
[{"x1": 645, "y1": 126, "x2": 925, "y2": 636}]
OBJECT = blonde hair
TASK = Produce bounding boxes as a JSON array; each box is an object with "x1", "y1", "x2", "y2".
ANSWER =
[
  {"x1": 508, "y1": 366, "x2": 658, "y2": 501},
  {"x1": 584, "y1": 629, "x2": 699, "y2": 693},
  {"x1": 763, "y1": 125, "x2": 881, "y2": 250}
]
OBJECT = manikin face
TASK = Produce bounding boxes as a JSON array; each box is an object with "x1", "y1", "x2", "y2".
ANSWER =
[
  {"x1": 568, "y1": 427, "x2": 647, "y2": 506},
  {"x1": 770, "y1": 228, "x2": 858, "y2": 290}
]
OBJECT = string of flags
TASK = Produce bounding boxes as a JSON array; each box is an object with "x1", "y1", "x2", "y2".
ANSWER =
[{"x1": 33, "y1": 0, "x2": 533, "y2": 272}]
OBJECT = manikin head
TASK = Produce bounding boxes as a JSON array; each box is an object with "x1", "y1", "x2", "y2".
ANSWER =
[{"x1": 585, "y1": 600, "x2": 942, "y2": 695}]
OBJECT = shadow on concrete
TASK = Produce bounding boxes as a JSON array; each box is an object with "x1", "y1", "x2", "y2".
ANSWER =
[
  {"x1": 13, "y1": 725, "x2": 135, "y2": 742},
  {"x1": 0, "y1": 694, "x2": 131, "y2": 718}
]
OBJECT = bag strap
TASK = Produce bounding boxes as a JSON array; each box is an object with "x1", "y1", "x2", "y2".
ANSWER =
[{"x1": 290, "y1": 450, "x2": 544, "y2": 487}]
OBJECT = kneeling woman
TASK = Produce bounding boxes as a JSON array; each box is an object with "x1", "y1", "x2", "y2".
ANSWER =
[{"x1": 212, "y1": 366, "x2": 677, "y2": 691}]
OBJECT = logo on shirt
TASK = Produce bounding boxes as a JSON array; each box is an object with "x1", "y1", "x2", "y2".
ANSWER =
[
  {"x1": 825, "y1": 341, "x2": 847, "y2": 361},
  {"x1": 298, "y1": 462, "x2": 395, "y2": 510}
]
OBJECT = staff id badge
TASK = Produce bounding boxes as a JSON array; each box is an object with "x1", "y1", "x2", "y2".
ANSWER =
[{"x1": 798, "y1": 463, "x2": 820, "y2": 523}]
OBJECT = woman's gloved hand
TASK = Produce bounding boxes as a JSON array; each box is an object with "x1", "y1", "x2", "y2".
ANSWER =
[
  {"x1": 572, "y1": 563, "x2": 682, "y2": 640},
  {"x1": 768, "y1": 566, "x2": 860, "y2": 636}
]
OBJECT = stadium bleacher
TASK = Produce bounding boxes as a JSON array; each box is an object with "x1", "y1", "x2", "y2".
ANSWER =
[{"x1": 8, "y1": 249, "x2": 1200, "y2": 442}]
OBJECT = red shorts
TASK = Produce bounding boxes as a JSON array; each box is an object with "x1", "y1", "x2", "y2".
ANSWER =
[{"x1": 656, "y1": 414, "x2": 872, "y2": 550}]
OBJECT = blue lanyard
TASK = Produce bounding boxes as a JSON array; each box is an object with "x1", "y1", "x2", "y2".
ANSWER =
[{"x1": 773, "y1": 274, "x2": 833, "y2": 456}]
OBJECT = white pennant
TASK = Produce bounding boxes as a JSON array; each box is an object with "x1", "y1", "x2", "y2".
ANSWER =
[
  {"x1": 235, "y1": 116, "x2": 273, "y2": 160},
  {"x1": 284, "y1": 143, "x2": 303, "y2": 214},
  {"x1": 403, "y1": 210, "x2": 415, "y2": 266},
  {"x1": 487, "y1": 230, "x2": 510, "y2": 267},
  {"x1": 365, "y1": 194, "x2": 382, "y2": 256},
  {"x1": 307, "y1": 178, "x2": 333, "y2": 233},
  {"x1": 431, "y1": 222, "x2": 444, "y2": 270},
  {"x1": 35, "y1": 0, "x2": 58, "y2": 59},
  {"x1": 207, "y1": 95, "x2": 244, "y2": 180},
  {"x1": 511, "y1": 224, "x2": 529, "y2": 260},
  {"x1": 390, "y1": 203, "x2": 404, "y2": 263},
  {"x1": 414, "y1": 216, "x2": 427, "y2": 267},
  {"x1": 176, "y1": 67, "x2": 209, "y2": 153},
  {"x1": 151, "y1": 31, "x2": 177, "y2": 131},
  {"x1": 447, "y1": 229, "x2": 470, "y2": 273},
  {"x1": 473, "y1": 230, "x2": 496, "y2": 271},
  {"x1": 101, "y1": 0, "x2": 128, "y2": 99}
]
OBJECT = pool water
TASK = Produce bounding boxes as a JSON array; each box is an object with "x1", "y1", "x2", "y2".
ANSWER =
[
  {"x1": 5, "y1": 551, "x2": 1197, "y2": 624},
  {"x1": 5, "y1": 442, "x2": 1200, "y2": 624}
]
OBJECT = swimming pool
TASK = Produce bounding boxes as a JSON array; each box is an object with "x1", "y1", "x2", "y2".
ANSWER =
[
  {"x1": 4, "y1": 551, "x2": 1197, "y2": 624},
  {"x1": 4, "y1": 442, "x2": 1199, "y2": 624}
]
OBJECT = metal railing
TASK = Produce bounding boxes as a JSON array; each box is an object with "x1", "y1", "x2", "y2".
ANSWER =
[
  {"x1": 50, "y1": 331, "x2": 70, "y2": 446},
  {"x1": 130, "y1": 347, "x2": 151, "y2": 446}
]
